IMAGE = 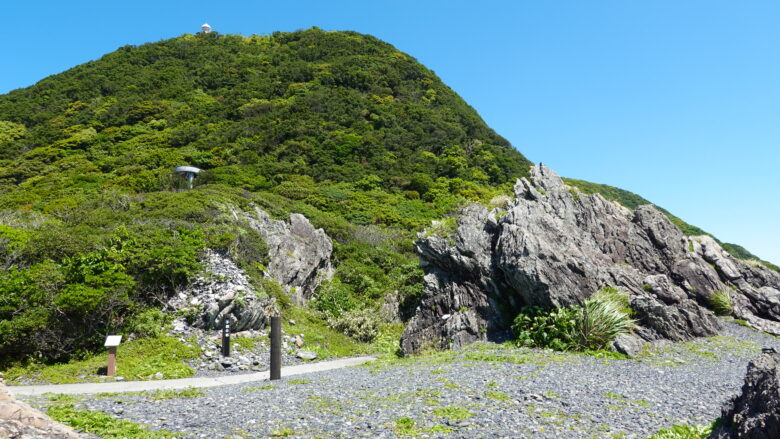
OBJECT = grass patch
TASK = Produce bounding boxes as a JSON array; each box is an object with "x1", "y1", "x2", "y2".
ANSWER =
[
  {"x1": 243, "y1": 384, "x2": 276, "y2": 391},
  {"x1": 282, "y1": 306, "x2": 368, "y2": 359},
  {"x1": 47, "y1": 403, "x2": 175, "y2": 438},
  {"x1": 232, "y1": 336, "x2": 261, "y2": 351},
  {"x1": 3, "y1": 335, "x2": 201, "y2": 384},
  {"x1": 484, "y1": 390, "x2": 510, "y2": 402},
  {"x1": 432, "y1": 406, "x2": 474, "y2": 422},
  {"x1": 144, "y1": 387, "x2": 205, "y2": 401},
  {"x1": 394, "y1": 417, "x2": 419, "y2": 436},
  {"x1": 710, "y1": 290, "x2": 733, "y2": 316},
  {"x1": 287, "y1": 379, "x2": 312, "y2": 385},
  {"x1": 644, "y1": 421, "x2": 716, "y2": 439},
  {"x1": 269, "y1": 426, "x2": 296, "y2": 437}
]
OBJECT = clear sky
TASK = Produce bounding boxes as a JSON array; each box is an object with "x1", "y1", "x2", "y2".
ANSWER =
[{"x1": 1, "y1": 1, "x2": 778, "y2": 264}]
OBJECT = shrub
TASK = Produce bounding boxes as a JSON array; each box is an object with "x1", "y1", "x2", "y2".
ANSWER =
[
  {"x1": 512, "y1": 306, "x2": 576, "y2": 351},
  {"x1": 570, "y1": 292, "x2": 635, "y2": 351},
  {"x1": 126, "y1": 308, "x2": 171, "y2": 338},
  {"x1": 710, "y1": 290, "x2": 733, "y2": 316},
  {"x1": 328, "y1": 308, "x2": 381, "y2": 342},
  {"x1": 512, "y1": 288, "x2": 634, "y2": 352}
]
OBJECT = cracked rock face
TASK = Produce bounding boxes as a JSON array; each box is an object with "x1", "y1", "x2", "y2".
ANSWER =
[
  {"x1": 710, "y1": 351, "x2": 780, "y2": 439},
  {"x1": 240, "y1": 207, "x2": 333, "y2": 304},
  {"x1": 401, "y1": 165, "x2": 780, "y2": 354}
]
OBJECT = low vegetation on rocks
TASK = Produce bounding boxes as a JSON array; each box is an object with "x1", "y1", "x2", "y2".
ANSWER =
[{"x1": 512, "y1": 287, "x2": 635, "y2": 352}]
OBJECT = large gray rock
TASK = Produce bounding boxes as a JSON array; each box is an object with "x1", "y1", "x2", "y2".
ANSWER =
[
  {"x1": 402, "y1": 165, "x2": 780, "y2": 354},
  {"x1": 710, "y1": 351, "x2": 780, "y2": 439},
  {"x1": 239, "y1": 207, "x2": 333, "y2": 304}
]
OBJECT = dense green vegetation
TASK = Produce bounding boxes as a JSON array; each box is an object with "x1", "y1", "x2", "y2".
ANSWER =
[
  {"x1": 512, "y1": 287, "x2": 634, "y2": 352},
  {"x1": 0, "y1": 28, "x2": 529, "y2": 367}
]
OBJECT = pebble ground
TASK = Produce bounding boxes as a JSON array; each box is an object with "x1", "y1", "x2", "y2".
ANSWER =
[{"x1": 26, "y1": 321, "x2": 779, "y2": 438}]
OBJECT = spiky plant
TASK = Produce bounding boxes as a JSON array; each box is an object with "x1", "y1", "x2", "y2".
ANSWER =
[
  {"x1": 709, "y1": 290, "x2": 733, "y2": 316},
  {"x1": 569, "y1": 292, "x2": 635, "y2": 351}
]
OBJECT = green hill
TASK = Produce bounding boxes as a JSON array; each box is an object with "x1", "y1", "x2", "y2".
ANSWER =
[
  {"x1": 0, "y1": 28, "x2": 772, "y2": 368},
  {"x1": 0, "y1": 28, "x2": 532, "y2": 364}
]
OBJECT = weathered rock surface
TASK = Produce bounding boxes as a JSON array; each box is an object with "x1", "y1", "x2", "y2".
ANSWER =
[
  {"x1": 170, "y1": 206, "x2": 333, "y2": 332},
  {"x1": 169, "y1": 249, "x2": 272, "y2": 332},
  {"x1": 710, "y1": 350, "x2": 780, "y2": 439},
  {"x1": 238, "y1": 206, "x2": 333, "y2": 304},
  {"x1": 0, "y1": 379, "x2": 79, "y2": 439},
  {"x1": 402, "y1": 165, "x2": 780, "y2": 354}
]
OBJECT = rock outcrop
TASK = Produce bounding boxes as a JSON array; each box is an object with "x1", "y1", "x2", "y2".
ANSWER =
[
  {"x1": 401, "y1": 165, "x2": 780, "y2": 354},
  {"x1": 710, "y1": 350, "x2": 780, "y2": 439},
  {"x1": 170, "y1": 207, "x2": 333, "y2": 332},
  {"x1": 0, "y1": 377, "x2": 79, "y2": 439},
  {"x1": 169, "y1": 249, "x2": 272, "y2": 332},
  {"x1": 239, "y1": 207, "x2": 333, "y2": 304}
]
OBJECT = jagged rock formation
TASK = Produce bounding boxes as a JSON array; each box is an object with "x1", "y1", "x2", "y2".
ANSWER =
[
  {"x1": 0, "y1": 378, "x2": 79, "y2": 439},
  {"x1": 170, "y1": 207, "x2": 333, "y2": 332},
  {"x1": 169, "y1": 249, "x2": 271, "y2": 332},
  {"x1": 238, "y1": 207, "x2": 333, "y2": 304},
  {"x1": 710, "y1": 350, "x2": 780, "y2": 439},
  {"x1": 401, "y1": 165, "x2": 780, "y2": 354}
]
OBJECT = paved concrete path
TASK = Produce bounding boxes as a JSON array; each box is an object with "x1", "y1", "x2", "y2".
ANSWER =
[{"x1": 9, "y1": 356, "x2": 376, "y2": 396}]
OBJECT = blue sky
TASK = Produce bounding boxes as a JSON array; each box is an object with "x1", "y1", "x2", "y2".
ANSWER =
[{"x1": 1, "y1": 1, "x2": 778, "y2": 264}]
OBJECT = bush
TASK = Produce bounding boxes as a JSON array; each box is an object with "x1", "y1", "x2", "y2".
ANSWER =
[
  {"x1": 512, "y1": 306, "x2": 576, "y2": 351},
  {"x1": 570, "y1": 292, "x2": 635, "y2": 351},
  {"x1": 512, "y1": 288, "x2": 634, "y2": 352},
  {"x1": 126, "y1": 308, "x2": 171, "y2": 338},
  {"x1": 328, "y1": 308, "x2": 381, "y2": 342},
  {"x1": 709, "y1": 290, "x2": 732, "y2": 316}
]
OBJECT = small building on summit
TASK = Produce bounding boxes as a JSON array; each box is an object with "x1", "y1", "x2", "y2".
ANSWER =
[{"x1": 201, "y1": 23, "x2": 212, "y2": 33}]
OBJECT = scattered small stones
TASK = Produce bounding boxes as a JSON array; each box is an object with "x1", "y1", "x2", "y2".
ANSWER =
[{"x1": 63, "y1": 321, "x2": 778, "y2": 439}]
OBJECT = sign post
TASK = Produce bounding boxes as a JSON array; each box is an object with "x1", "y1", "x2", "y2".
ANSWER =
[
  {"x1": 222, "y1": 319, "x2": 231, "y2": 357},
  {"x1": 104, "y1": 335, "x2": 122, "y2": 377}
]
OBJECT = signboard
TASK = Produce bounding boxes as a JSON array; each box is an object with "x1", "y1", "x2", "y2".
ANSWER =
[{"x1": 104, "y1": 335, "x2": 122, "y2": 347}]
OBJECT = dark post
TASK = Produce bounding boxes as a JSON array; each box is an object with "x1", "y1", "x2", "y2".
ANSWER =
[
  {"x1": 270, "y1": 315, "x2": 281, "y2": 380},
  {"x1": 222, "y1": 319, "x2": 231, "y2": 357}
]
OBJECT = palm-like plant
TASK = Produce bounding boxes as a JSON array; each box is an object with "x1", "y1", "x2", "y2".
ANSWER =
[{"x1": 569, "y1": 291, "x2": 635, "y2": 351}]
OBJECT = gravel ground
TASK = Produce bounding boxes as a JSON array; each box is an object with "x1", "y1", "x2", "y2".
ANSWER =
[{"x1": 28, "y1": 321, "x2": 779, "y2": 438}]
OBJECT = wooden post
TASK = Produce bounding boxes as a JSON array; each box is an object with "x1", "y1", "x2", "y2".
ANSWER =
[
  {"x1": 270, "y1": 316, "x2": 281, "y2": 380},
  {"x1": 104, "y1": 335, "x2": 122, "y2": 377},
  {"x1": 107, "y1": 346, "x2": 117, "y2": 377}
]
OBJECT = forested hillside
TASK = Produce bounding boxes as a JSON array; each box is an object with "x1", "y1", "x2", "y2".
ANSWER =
[
  {"x1": 0, "y1": 28, "x2": 771, "y2": 368},
  {"x1": 0, "y1": 28, "x2": 531, "y2": 364}
]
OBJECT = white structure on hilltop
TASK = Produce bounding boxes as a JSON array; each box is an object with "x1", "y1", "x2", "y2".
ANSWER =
[{"x1": 201, "y1": 23, "x2": 212, "y2": 33}]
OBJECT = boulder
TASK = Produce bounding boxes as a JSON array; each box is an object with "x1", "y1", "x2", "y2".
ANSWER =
[
  {"x1": 710, "y1": 350, "x2": 780, "y2": 439},
  {"x1": 0, "y1": 383, "x2": 80, "y2": 439},
  {"x1": 402, "y1": 164, "x2": 780, "y2": 354}
]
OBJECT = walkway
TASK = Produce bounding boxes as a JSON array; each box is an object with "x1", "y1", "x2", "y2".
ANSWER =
[{"x1": 8, "y1": 356, "x2": 376, "y2": 396}]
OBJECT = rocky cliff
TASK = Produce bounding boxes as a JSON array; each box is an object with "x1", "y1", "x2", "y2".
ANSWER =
[{"x1": 401, "y1": 165, "x2": 780, "y2": 354}]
